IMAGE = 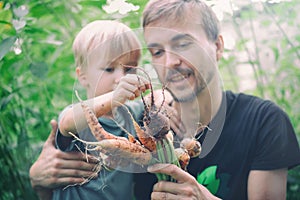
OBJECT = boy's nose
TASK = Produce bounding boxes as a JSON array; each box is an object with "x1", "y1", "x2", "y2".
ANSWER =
[{"x1": 114, "y1": 68, "x2": 125, "y2": 83}]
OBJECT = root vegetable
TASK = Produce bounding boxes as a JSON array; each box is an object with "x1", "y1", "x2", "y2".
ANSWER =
[
  {"x1": 118, "y1": 102, "x2": 156, "y2": 152},
  {"x1": 95, "y1": 139, "x2": 153, "y2": 166},
  {"x1": 72, "y1": 65, "x2": 190, "y2": 182},
  {"x1": 174, "y1": 148, "x2": 190, "y2": 171},
  {"x1": 75, "y1": 91, "x2": 125, "y2": 141},
  {"x1": 69, "y1": 132, "x2": 152, "y2": 166},
  {"x1": 180, "y1": 137, "x2": 202, "y2": 158}
]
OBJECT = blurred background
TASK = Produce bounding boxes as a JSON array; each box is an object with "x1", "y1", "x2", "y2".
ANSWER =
[{"x1": 0, "y1": 0, "x2": 299, "y2": 199}]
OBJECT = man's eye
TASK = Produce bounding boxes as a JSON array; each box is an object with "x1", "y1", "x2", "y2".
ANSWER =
[
  {"x1": 175, "y1": 41, "x2": 192, "y2": 50},
  {"x1": 151, "y1": 48, "x2": 164, "y2": 57}
]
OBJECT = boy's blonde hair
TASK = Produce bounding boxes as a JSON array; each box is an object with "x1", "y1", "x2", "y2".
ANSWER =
[{"x1": 72, "y1": 20, "x2": 141, "y2": 70}]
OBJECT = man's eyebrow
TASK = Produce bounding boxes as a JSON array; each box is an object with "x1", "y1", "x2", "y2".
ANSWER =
[
  {"x1": 147, "y1": 34, "x2": 193, "y2": 49},
  {"x1": 171, "y1": 33, "x2": 193, "y2": 42},
  {"x1": 147, "y1": 43, "x2": 160, "y2": 49}
]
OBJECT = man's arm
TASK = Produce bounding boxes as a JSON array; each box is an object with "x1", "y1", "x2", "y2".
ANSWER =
[
  {"x1": 29, "y1": 120, "x2": 98, "y2": 199},
  {"x1": 248, "y1": 169, "x2": 287, "y2": 200}
]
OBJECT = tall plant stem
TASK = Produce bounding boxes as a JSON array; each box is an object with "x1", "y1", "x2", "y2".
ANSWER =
[
  {"x1": 262, "y1": 2, "x2": 300, "y2": 60},
  {"x1": 229, "y1": 0, "x2": 265, "y2": 97}
]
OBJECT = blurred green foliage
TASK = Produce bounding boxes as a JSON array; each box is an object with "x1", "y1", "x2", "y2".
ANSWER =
[{"x1": 0, "y1": 0, "x2": 299, "y2": 199}]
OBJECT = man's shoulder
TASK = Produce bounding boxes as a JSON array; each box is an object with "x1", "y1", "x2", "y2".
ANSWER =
[{"x1": 225, "y1": 90, "x2": 279, "y2": 113}]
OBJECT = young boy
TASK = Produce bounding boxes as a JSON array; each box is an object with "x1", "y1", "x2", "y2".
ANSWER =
[{"x1": 53, "y1": 20, "x2": 150, "y2": 200}]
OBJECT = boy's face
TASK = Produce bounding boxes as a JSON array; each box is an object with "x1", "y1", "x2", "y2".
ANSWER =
[
  {"x1": 82, "y1": 52, "x2": 139, "y2": 98},
  {"x1": 144, "y1": 20, "x2": 222, "y2": 102}
]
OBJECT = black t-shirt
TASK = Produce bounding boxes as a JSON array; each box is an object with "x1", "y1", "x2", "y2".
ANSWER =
[{"x1": 134, "y1": 91, "x2": 300, "y2": 200}]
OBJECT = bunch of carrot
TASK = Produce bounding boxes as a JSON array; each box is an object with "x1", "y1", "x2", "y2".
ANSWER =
[{"x1": 71, "y1": 79, "x2": 202, "y2": 182}]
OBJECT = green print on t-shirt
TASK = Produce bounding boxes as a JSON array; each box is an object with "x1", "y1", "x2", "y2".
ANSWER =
[{"x1": 197, "y1": 166, "x2": 220, "y2": 194}]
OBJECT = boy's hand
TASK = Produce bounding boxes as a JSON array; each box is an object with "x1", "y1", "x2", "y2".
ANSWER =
[{"x1": 112, "y1": 74, "x2": 150, "y2": 105}]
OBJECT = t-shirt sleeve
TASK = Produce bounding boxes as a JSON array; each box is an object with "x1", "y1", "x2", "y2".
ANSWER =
[
  {"x1": 251, "y1": 102, "x2": 300, "y2": 170},
  {"x1": 126, "y1": 100, "x2": 144, "y2": 121}
]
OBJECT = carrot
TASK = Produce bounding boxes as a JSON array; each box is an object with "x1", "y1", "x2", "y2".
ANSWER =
[
  {"x1": 114, "y1": 100, "x2": 157, "y2": 152},
  {"x1": 75, "y1": 91, "x2": 125, "y2": 141},
  {"x1": 133, "y1": 120, "x2": 157, "y2": 152},
  {"x1": 71, "y1": 66, "x2": 187, "y2": 176},
  {"x1": 95, "y1": 139, "x2": 153, "y2": 166},
  {"x1": 69, "y1": 132, "x2": 152, "y2": 166},
  {"x1": 111, "y1": 116, "x2": 141, "y2": 145}
]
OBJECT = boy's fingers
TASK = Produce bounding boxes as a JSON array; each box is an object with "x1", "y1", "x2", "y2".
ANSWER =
[{"x1": 135, "y1": 75, "x2": 150, "y2": 87}]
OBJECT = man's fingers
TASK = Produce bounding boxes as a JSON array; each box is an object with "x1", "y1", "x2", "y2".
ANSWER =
[
  {"x1": 56, "y1": 152, "x2": 99, "y2": 167},
  {"x1": 44, "y1": 119, "x2": 58, "y2": 146},
  {"x1": 148, "y1": 163, "x2": 192, "y2": 183},
  {"x1": 151, "y1": 191, "x2": 178, "y2": 200},
  {"x1": 55, "y1": 177, "x2": 86, "y2": 187},
  {"x1": 170, "y1": 120, "x2": 184, "y2": 139},
  {"x1": 50, "y1": 119, "x2": 58, "y2": 133},
  {"x1": 153, "y1": 181, "x2": 180, "y2": 194}
]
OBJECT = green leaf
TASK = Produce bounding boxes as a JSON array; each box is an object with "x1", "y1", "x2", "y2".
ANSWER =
[
  {"x1": 0, "y1": 36, "x2": 17, "y2": 60},
  {"x1": 29, "y1": 61, "x2": 49, "y2": 78},
  {"x1": 0, "y1": 94, "x2": 13, "y2": 111},
  {"x1": 197, "y1": 166, "x2": 220, "y2": 194},
  {"x1": 271, "y1": 46, "x2": 280, "y2": 63},
  {"x1": 79, "y1": 0, "x2": 107, "y2": 7},
  {"x1": 29, "y1": 3, "x2": 51, "y2": 18}
]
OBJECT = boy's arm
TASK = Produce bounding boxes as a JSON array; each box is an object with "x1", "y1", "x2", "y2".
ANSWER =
[
  {"x1": 59, "y1": 91, "x2": 116, "y2": 136},
  {"x1": 59, "y1": 74, "x2": 150, "y2": 136}
]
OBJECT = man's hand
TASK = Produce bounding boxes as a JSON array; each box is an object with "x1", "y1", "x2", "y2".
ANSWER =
[
  {"x1": 29, "y1": 120, "x2": 98, "y2": 199},
  {"x1": 148, "y1": 163, "x2": 221, "y2": 200},
  {"x1": 145, "y1": 89, "x2": 186, "y2": 139}
]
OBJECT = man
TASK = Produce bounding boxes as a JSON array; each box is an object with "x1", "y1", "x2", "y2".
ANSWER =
[
  {"x1": 30, "y1": 1, "x2": 300, "y2": 199},
  {"x1": 133, "y1": 0, "x2": 300, "y2": 199}
]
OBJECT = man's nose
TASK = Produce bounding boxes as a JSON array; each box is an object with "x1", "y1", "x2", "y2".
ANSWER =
[{"x1": 165, "y1": 51, "x2": 181, "y2": 69}]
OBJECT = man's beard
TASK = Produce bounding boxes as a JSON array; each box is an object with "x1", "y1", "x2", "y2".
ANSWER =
[{"x1": 169, "y1": 70, "x2": 213, "y2": 103}]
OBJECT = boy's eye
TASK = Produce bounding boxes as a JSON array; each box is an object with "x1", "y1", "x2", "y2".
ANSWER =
[
  {"x1": 124, "y1": 67, "x2": 134, "y2": 73},
  {"x1": 104, "y1": 67, "x2": 114, "y2": 73}
]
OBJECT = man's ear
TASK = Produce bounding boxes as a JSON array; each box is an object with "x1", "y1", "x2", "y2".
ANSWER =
[
  {"x1": 76, "y1": 67, "x2": 88, "y2": 88},
  {"x1": 216, "y1": 35, "x2": 224, "y2": 61}
]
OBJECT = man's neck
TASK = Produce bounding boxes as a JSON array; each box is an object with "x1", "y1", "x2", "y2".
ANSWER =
[{"x1": 173, "y1": 77, "x2": 223, "y2": 137}]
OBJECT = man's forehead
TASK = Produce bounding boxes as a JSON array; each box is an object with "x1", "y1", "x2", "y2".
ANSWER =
[
  {"x1": 144, "y1": 25, "x2": 202, "y2": 46},
  {"x1": 145, "y1": 26, "x2": 185, "y2": 39}
]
